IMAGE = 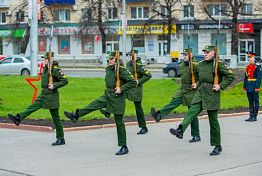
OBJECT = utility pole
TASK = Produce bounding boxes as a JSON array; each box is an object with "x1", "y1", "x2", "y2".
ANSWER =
[
  {"x1": 122, "y1": 0, "x2": 126, "y2": 63},
  {"x1": 29, "y1": 0, "x2": 38, "y2": 76}
]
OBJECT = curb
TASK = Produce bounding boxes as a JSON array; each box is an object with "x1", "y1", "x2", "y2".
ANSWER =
[{"x1": 0, "y1": 111, "x2": 256, "y2": 132}]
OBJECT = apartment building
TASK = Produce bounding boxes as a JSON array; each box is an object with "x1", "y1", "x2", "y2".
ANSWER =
[{"x1": 0, "y1": 0, "x2": 261, "y2": 66}]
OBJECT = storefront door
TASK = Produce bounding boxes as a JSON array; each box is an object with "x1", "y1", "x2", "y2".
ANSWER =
[
  {"x1": 238, "y1": 39, "x2": 255, "y2": 62},
  {"x1": 158, "y1": 41, "x2": 167, "y2": 56}
]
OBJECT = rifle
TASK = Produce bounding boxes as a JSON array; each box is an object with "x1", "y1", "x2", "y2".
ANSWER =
[
  {"x1": 214, "y1": 46, "x2": 219, "y2": 85},
  {"x1": 188, "y1": 48, "x2": 195, "y2": 84},
  {"x1": 131, "y1": 50, "x2": 138, "y2": 81},
  {"x1": 48, "y1": 25, "x2": 54, "y2": 85},
  {"x1": 115, "y1": 50, "x2": 121, "y2": 88}
]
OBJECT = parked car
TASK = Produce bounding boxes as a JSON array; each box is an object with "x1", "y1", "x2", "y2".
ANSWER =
[
  {"x1": 0, "y1": 55, "x2": 6, "y2": 60},
  {"x1": 0, "y1": 55, "x2": 31, "y2": 76},
  {"x1": 163, "y1": 55, "x2": 204, "y2": 77}
]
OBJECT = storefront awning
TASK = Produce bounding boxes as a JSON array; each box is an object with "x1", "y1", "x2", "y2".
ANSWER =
[
  {"x1": 0, "y1": 29, "x2": 26, "y2": 38},
  {"x1": 118, "y1": 24, "x2": 176, "y2": 35}
]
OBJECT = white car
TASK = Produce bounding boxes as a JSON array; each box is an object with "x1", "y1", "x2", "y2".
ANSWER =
[{"x1": 0, "y1": 55, "x2": 31, "y2": 76}]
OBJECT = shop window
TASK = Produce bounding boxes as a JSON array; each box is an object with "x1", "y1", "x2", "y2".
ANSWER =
[
  {"x1": 207, "y1": 4, "x2": 226, "y2": 17},
  {"x1": 133, "y1": 34, "x2": 145, "y2": 53},
  {"x1": 58, "y1": 36, "x2": 70, "y2": 54},
  {"x1": 184, "y1": 5, "x2": 194, "y2": 18},
  {"x1": 0, "y1": 12, "x2": 6, "y2": 23},
  {"x1": 13, "y1": 39, "x2": 22, "y2": 54},
  {"x1": 81, "y1": 35, "x2": 94, "y2": 54},
  {"x1": 106, "y1": 35, "x2": 118, "y2": 52},
  {"x1": 211, "y1": 33, "x2": 226, "y2": 55},
  {"x1": 53, "y1": 9, "x2": 70, "y2": 21},
  {"x1": 183, "y1": 34, "x2": 198, "y2": 56},
  {"x1": 131, "y1": 7, "x2": 149, "y2": 19},
  {"x1": 0, "y1": 38, "x2": 3, "y2": 54},
  {"x1": 242, "y1": 4, "x2": 252, "y2": 15},
  {"x1": 38, "y1": 36, "x2": 47, "y2": 54}
]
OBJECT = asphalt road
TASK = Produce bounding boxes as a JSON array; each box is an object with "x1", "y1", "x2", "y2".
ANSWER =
[
  {"x1": 63, "y1": 68, "x2": 168, "y2": 79},
  {"x1": 0, "y1": 114, "x2": 262, "y2": 176}
]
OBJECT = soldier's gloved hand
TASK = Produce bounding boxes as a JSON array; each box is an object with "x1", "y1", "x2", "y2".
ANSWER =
[
  {"x1": 213, "y1": 84, "x2": 220, "y2": 91},
  {"x1": 136, "y1": 80, "x2": 139, "y2": 86},
  {"x1": 191, "y1": 83, "x2": 197, "y2": 89},
  {"x1": 48, "y1": 84, "x2": 54, "y2": 90},
  {"x1": 115, "y1": 87, "x2": 121, "y2": 94}
]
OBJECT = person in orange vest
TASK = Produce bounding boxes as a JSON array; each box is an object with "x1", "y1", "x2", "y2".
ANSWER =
[{"x1": 243, "y1": 51, "x2": 261, "y2": 122}]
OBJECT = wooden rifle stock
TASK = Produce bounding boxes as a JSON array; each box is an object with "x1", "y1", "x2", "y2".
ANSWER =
[
  {"x1": 115, "y1": 51, "x2": 120, "y2": 87},
  {"x1": 48, "y1": 51, "x2": 54, "y2": 85},
  {"x1": 189, "y1": 49, "x2": 195, "y2": 84},
  {"x1": 214, "y1": 47, "x2": 219, "y2": 85},
  {"x1": 132, "y1": 50, "x2": 138, "y2": 80}
]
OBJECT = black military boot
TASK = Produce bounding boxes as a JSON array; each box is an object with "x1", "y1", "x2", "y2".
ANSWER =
[
  {"x1": 170, "y1": 125, "x2": 183, "y2": 139},
  {"x1": 8, "y1": 114, "x2": 20, "y2": 126},
  {"x1": 52, "y1": 139, "x2": 65, "y2": 146},
  {"x1": 137, "y1": 127, "x2": 148, "y2": 135},
  {"x1": 246, "y1": 106, "x2": 254, "y2": 122},
  {"x1": 189, "y1": 136, "x2": 201, "y2": 143},
  {"x1": 151, "y1": 107, "x2": 161, "y2": 122},
  {"x1": 64, "y1": 109, "x2": 79, "y2": 122},
  {"x1": 210, "y1": 145, "x2": 222, "y2": 156},
  {"x1": 100, "y1": 109, "x2": 111, "y2": 118},
  {"x1": 116, "y1": 146, "x2": 129, "y2": 155}
]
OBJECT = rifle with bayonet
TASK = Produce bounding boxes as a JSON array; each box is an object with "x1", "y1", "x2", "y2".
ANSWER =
[
  {"x1": 48, "y1": 25, "x2": 54, "y2": 86},
  {"x1": 214, "y1": 46, "x2": 219, "y2": 85},
  {"x1": 115, "y1": 50, "x2": 121, "y2": 88},
  {"x1": 188, "y1": 48, "x2": 195, "y2": 85}
]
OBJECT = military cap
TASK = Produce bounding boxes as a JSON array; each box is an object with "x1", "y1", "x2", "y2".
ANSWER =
[
  {"x1": 202, "y1": 45, "x2": 216, "y2": 52},
  {"x1": 127, "y1": 49, "x2": 138, "y2": 56},
  {"x1": 107, "y1": 51, "x2": 122, "y2": 60},
  {"x1": 181, "y1": 48, "x2": 192, "y2": 54},
  {"x1": 41, "y1": 52, "x2": 54, "y2": 59},
  {"x1": 246, "y1": 51, "x2": 256, "y2": 57}
]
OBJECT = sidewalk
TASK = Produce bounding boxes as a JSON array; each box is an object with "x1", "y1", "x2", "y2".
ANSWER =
[{"x1": 0, "y1": 114, "x2": 261, "y2": 176}]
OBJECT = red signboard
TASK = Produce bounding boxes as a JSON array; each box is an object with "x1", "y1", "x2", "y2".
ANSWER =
[{"x1": 237, "y1": 23, "x2": 253, "y2": 33}]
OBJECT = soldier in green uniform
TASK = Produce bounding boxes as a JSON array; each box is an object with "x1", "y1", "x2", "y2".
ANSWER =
[
  {"x1": 64, "y1": 52, "x2": 136, "y2": 155},
  {"x1": 8, "y1": 52, "x2": 68, "y2": 146},
  {"x1": 169, "y1": 45, "x2": 234, "y2": 156},
  {"x1": 126, "y1": 50, "x2": 152, "y2": 134},
  {"x1": 151, "y1": 48, "x2": 201, "y2": 142}
]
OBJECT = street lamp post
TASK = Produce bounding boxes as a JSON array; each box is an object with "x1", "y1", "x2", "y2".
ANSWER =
[{"x1": 122, "y1": 0, "x2": 126, "y2": 63}]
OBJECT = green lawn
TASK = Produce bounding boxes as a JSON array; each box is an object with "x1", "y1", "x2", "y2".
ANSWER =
[{"x1": 0, "y1": 75, "x2": 255, "y2": 121}]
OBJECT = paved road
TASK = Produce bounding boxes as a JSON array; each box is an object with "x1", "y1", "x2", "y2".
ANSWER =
[
  {"x1": 0, "y1": 115, "x2": 262, "y2": 176},
  {"x1": 63, "y1": 68, "x2": 168, "y2": 79}
]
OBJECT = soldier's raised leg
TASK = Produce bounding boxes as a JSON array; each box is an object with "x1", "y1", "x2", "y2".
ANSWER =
[
  {"x1": 8, "y1": 97, "x2": 43, "y2": 126},
  {"x1": 134, "y1": 101, "x2": 148, "y2": 135},
  {"x1": 114, "y1": 114, "x2": 128, "y2": 155}
]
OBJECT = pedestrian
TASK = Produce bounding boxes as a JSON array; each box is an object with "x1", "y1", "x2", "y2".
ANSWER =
[
  {"x1": 244, "y1": 51, "x2": 261, "y2": 122},
  {"x1": 169, "y1": 45, "x2": 235, "y2": 156},
  {"x1": 151, "y1": 48, "x2": 201, "y2": 142},
  {"x1": 8, "y1": 52, "x2": 68, "y2": 146},
  {"x1": 64, "y1": 51, "x2": 136, "y2": 155}
]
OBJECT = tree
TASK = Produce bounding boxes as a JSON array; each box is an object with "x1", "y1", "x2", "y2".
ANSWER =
[
  {"x1": 78, "y1": 0, "x2": 119, "y2": 54},
  {"x1": 147, "y1": 0, "x2": 181, "y2": 54}
]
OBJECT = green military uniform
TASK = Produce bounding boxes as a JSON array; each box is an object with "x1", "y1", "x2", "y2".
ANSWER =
[
  {"x1": 158, "y1": 51, "x2": 200, "y2": 137},
  {"x1": 126, "y1": 55, "x2": 152, "y2": 131},
  {"x1": 16, "y1": 58, "x2": 68, "y2": 140},
  {"x1": 177, "y1": 46, "x2": 235, "y2": 148},
  {"x1": 65, "y1": 52, "x2": 136, "y2": 148}
]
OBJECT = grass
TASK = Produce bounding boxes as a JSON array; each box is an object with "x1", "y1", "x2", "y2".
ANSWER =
[{"x1": 0, "y1": 75, "x2": 257, "y2": 121}]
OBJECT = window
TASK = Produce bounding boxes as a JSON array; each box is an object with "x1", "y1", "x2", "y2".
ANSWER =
[
  {"x1": 108, "y1": 7, "x2": 117, "y2": 20},
  {"x1": 15, "y1": 10, "x2": 24, "y2": 22},
  {"x1": 131, "y1": 7, "x2": 149, "y2": 19},
  {"x1": 184, "y1": 5, "x2": 194, "y2": 18},
  {"x1": 106, "y1": 35, "x2": 118, "y2": 53},
  {"x1": 242, "y1": 4, "x2": 252, "y2": 15},
  {"x1": 0, "y1": 38, "x2": 2, "y2": 54},
  {"x1": 58, "y1": 36, "x2": 70, "y2": 54},
  {"x1": 38, "y1": 36, "x2": 47, "y2": 54},
  {"x1": 13, "y1": 58, "x2": 24, "y2": 63},
  {"x1": 81, "y1": 35, "x2": 94, "y2": 54},
  {"x1": 0, "y1": 12, "x2": 6, "y2": 23},
  {"x1": 183, "y1": 34, "x2": 198, "y2": 56},
  {"x1": 81, "y1": 8, "x2": 92, "y2": 20},
  {"x1": 13, "y1": 40, "x2": 22, "y2": 54},
  {"x1": 53, "y1": 9, "x2": 70, "y2": 21},
  {"x1": 1, "y1": 58, "x2": 12, "y2": 64},
  {"x1": 207, "y1": 4, "x2": 226, "y2": 17},
  {"x1": 133, "y1": 34, "x2": 145, "y2": 53},
  {"x1": 211, "y1": 33, "x2": 226, "y2": 55}
]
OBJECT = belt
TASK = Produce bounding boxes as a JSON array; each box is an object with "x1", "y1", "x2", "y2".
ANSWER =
[
  {"x1": 200, "y1": 82, "x2": 214, "y2": 88},
  {"x1": 248, "y1": 79, "x2": 257, "y2": 81},
  {"x1": 181, "y1": 83, "x2": 192, "y2": 89},
  {"x1": 106, "y1": 88, "x2": 115, "y2": 93},
  {"x1": 41, "y1": 88, "x2": 52, "y2": 94}
]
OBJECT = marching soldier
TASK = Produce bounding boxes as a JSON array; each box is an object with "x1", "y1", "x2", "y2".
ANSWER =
[
  {"x1": 126, "y1": 50, "x2": 152, "y2": 134},
  {"x1": 244, "y1": 51, "x2": 261, "y2": 122},
  {"x1": 151, "y1": 48, "x2": 201, "y2": 142},
  {"x1": 169, "y1": 45, "x2": 235, "y2": 156},
  {"x1": 64, "y1": 51, "x2": 136, "y2": 155},
  {"x1": 8, "y1": 52, "x2": 68, "y2": 146}
]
